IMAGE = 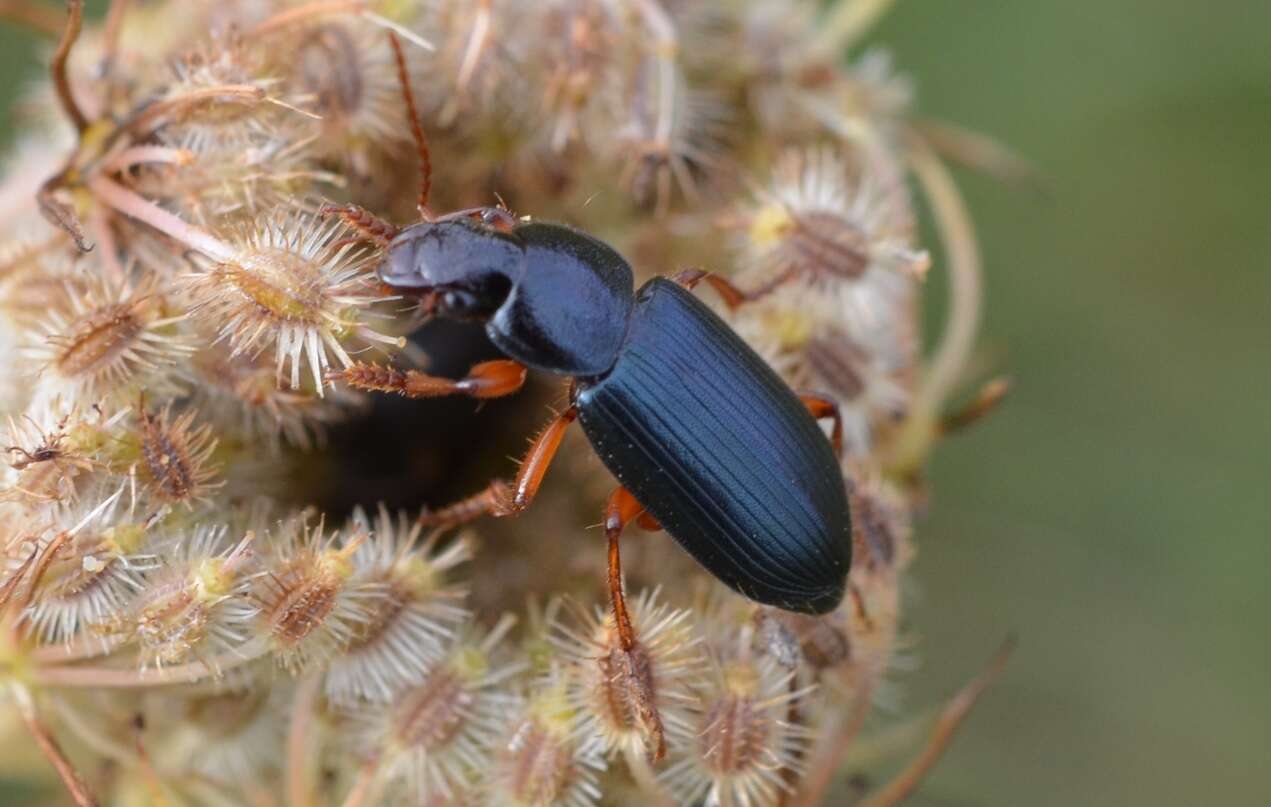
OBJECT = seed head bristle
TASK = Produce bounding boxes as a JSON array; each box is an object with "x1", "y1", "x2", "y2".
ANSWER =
[
  {"x1": 324, "y1": 505, "x2": 473, "y2": 703},
  {"x1": 251, "y1": 516, "x2": 383, "y2": 673},
  {"x1": 487, "y1": 674, "x2": 605, "y2": 807},
  {"x1": 26, "y1": 274, "x2": 194, "y2": 409},
  {"x1": 118, "y1": 526, "x2": 257, "y2": 669},
  {"x1": 357, "y1": 616, "x2": 521, "y2": 802},
  {"x1": 551, "y1": 588, "x2": 703, "y2": 762},
  {"x1": 134, "y1": 403, "x2": 221, "y2": 509},
  {"x1": 660, "y1": 648, "x2": 812, "y2": 807},
  {"x1": 19, "y1": 485, "x2": 158, "y2": 646},
  {"x1": 184, "y1": 209, "x2": 395, "y2": 395}
]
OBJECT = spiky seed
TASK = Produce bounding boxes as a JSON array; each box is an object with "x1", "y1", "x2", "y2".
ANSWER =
[
  {"x1": 551, "y1": 589, "x2": 702, "y2": 762},
  {"x1": 184, "y1": 210, "x2": 398, "y2": 395},
  {"x1": 27, "y1": 277, "x2": 192, "y2": 407},
  {"x1": 136, "y1": 405, "x2": 219, "y2": 507}
]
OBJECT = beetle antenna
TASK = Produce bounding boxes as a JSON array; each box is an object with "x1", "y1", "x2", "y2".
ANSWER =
[{"x1": 387, "y1": 31, "x2": 433, "y2": 221}]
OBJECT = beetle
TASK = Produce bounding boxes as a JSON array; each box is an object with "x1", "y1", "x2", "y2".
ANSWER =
[{"x1": 326, "y1": 34, "x2": 851, "y2": 650}]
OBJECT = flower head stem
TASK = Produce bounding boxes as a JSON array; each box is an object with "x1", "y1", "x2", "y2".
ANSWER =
[
  {"x1": 51, "y1": 0, "x2": 89, "y2": 133},
  {"x1": 10, "y1": 682, "x2": 100, "y2": 807},
  {"x1": 105, "y1": 146, "x2": 195, "y2": 172},
  {"x1": 340, "y1": 755, "x2": 385, "y2": 807},
  {"x1": 856, "y1": 638, "x2": 1015, "y2": 807},
  {"x1": 812, "y1": 0, "x2": 900, "y2": 60},
  {"x1": 791, "y1": 688, "x2": 876, "y2": 807},
  {"x1": 87, "y1": 175, "x2": 235, "y2": 262},
  {"x1": 888, "y1": 134, "x2": 983, "y2": 473},
  {"x1": 36, "y1": 636, "x2": 271, "y2": 688},
  {"x1": 249, "y1": 0, "x2": 434, "y2": 51},
  {"x1": 287, "y1": 674, "x2": 323, "y2": 807}
]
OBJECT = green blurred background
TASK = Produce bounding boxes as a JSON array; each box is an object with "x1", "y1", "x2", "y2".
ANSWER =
[
  {"x1": 873, "y1": 2, "x2": 1271, "y2": 805},
  {"x1": 1, "y1": 2, "x2": 1267, "y2": 805}
]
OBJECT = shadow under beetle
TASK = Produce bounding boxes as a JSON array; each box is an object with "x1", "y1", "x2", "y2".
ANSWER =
[{"x1": 327, "y1": 34, "x2": 852, "y2": 653}]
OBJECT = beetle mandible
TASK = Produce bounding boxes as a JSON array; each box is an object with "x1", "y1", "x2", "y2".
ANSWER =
[{"x1": 325, "y1": 34, "x2": 852, "y2": 651}]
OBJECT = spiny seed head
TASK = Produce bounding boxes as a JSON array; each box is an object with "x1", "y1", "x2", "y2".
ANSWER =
[
  {"x1": 26, "y1": 274, "x2": 193, "y2": 409},
  {"x1": 661, "y1": 650, "x2": 812, "y2": 807},
  {"x1": 251, "y1": 518, "x2": 381, "y2": 672},
  {"x1": 360, "y1": 616, "x2": 521, "y2": 802},
  {"x1": 842, "y1": 49, "x2": 916, "y2": 131},
  {"x1": 158, "y1": 33, "x2": 294, "y2": 153},
  {"x1": 2, "y1": 409, "x2": 96, "y2": 506},
  {"x1": 20, "y1": 486, "x2": 158, "y2": 645},
  {"x1": 133, "y1": 403, "x2": 221, "y2": 509},
  {"x1": 488, "y1": 675, "x2": 605, "y2": 807},
  {"x1": 847, "y1": 465, "x2": 913, "y2": 573},
  {"x1": 284, "y1": 19, "x2": 413, "y2": 168},
  {"x1": 118, "y1": 526, "x2": 255, "y2": 669},
  {"x1": 154, "y1": 129, "x2": 331, "y2": 224},
  {"x1": 551, "y1": 588, "x2": 703, "y2": 762},
  {"x1": 613, "y1": 80, "x2": 730, "y2": 212},
  {"x1": 736, "y1": 147, "x2": 926, "y2": 295},
  {"x1": 184, "y1": 209, "x2": 399, "y2": 394},
  {"x1": 172, "y1": 683, "x2": 289, "y2": 782},
  {"x1": 533, "y1": 1, "x2": 625, "y2": 152},
  {"x1": 324, "y1": 505, "x2": 473, "y2": 703},
  {"x1": 753, "y1": 608, "x2": 851, "y2": 671}
]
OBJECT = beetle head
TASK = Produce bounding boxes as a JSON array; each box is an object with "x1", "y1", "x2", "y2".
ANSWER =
[{"x1": 381, "y1": 218, "x2": 523, "y2": 321}]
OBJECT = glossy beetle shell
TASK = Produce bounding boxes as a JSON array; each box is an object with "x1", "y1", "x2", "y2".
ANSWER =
[
  {"x1": 488, "y1": 222, "x2": 633, "y2": 377},
  {"x1": 576, "y1": 278, "x2": 851, "y2": 614}
]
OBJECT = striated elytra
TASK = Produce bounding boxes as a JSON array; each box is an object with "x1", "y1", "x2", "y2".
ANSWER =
[{"x1": 380, "y1": 212, "x2": 852, "y2": 615}]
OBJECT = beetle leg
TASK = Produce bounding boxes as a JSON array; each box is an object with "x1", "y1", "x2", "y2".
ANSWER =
[
  {"x1": 419, "y1": 402, "x2": 578, "y2": 527},
  {"x1": 635, "y1": 511, "x2": 662, "y2": 531},
  {"x1": 418, "y1": 479, "x2": 511, "y2": 529},
  {"x1": 500, "y1": 405, "x2": 578, "y2": 514},
  {"x1": 333, "y1": 359, "x2": 527, "y2": 400},
  {"x1": 798, "y1": 392, "x2": 845, "y2": 457},
  {"x1": 318, "y1": 203, "x2": 400, "y2": 247},
  {"x1": 669, "y1": 267, "x2": 778, "y2": 310},
  {"x1": 604, "y1": 486, "x2": 646, "y2": 651}
]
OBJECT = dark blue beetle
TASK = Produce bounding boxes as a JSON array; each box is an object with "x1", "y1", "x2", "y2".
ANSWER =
[{"x1": 327, "y1": 35, "x2": 851, "y2": 652}]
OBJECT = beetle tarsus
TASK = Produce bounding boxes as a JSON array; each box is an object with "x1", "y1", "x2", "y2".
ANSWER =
[
  {"x1": 331, "y1": 360, "x2": 526, "y2": 400},
  {"x1": 419, "y1": 479, "x2": 511, "y2": 528}
]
